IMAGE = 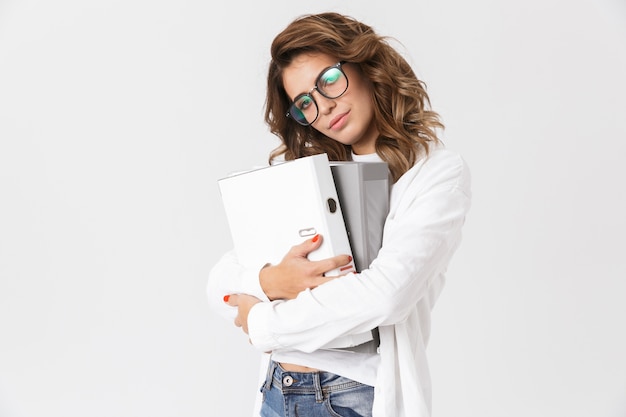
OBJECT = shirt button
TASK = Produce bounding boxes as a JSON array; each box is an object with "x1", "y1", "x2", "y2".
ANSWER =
[{"x1": 282, "y1": 375, "x2": 294, "y2": 387}]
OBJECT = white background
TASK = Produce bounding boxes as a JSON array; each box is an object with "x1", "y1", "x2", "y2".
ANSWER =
[{"x1": 1, "y1": 0, "x2": 625, "y2": 416}]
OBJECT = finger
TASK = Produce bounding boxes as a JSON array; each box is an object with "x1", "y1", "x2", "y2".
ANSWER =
[
  {"x1": 224, "y1": 294, "x2": 238, "y2": 306},
  {"x1": 290, "y1": 234, "x2": 323, "y2": 257},
  {"x1": 313, "y1": 254, "x2": 354, "y2": 275},
  {"x1": 309, "y1": 276, "x2": 336, "y2": 288}
]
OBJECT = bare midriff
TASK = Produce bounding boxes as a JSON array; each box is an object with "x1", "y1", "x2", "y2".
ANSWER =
[{"x1": 279, "y1": 362, "x2": 320, "y2": 372}]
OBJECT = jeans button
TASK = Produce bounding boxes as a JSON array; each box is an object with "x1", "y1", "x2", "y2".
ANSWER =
[{"x1": 282, "y1": 375, "x2": 293, "y2": 387}]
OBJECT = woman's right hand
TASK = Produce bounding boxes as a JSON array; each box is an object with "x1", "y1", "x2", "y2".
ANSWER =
[{"x1": 259, "y1": 234, "x2": 353, "y2": 301}]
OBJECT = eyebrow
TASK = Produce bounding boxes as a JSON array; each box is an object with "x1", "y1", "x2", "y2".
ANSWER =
[{"x1": 290, "y1": 62, "x2": 341, "y2": 100}]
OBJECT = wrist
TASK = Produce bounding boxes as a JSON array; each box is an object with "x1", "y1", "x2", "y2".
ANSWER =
[{"x1": 259, "y1": 263, "x2": 279, "y2": 301}]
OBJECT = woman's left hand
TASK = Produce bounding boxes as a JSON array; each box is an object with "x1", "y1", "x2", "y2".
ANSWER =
[{"x1": 224, "y1": 293, "x2": 262, "y2": 334}]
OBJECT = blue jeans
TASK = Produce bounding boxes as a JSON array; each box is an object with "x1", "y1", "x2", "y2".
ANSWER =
[{"x1": 260, "y1": 360, "x2": 374, "y2": 417}]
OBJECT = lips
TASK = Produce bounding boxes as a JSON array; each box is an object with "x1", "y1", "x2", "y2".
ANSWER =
[{"x1": 329, "y1": 111, "x2": 349, "y2": 130}]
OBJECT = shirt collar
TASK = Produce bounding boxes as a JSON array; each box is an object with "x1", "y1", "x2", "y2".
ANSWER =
[{"x1": 351, "y1": 152, "x2": 384, "y2": 163}]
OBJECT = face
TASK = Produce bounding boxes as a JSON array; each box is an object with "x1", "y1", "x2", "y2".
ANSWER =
[{"x1": 282, "y1": 53, "x2": 379, "y2": 155}]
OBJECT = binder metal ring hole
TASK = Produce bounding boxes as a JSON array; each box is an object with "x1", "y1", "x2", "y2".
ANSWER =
[
  {"x1": 327, "y1": 198, "x2": 337, "y2": 213},
  {"x1": 299, "y1": 228, "x2": 317, "y2": 237}
]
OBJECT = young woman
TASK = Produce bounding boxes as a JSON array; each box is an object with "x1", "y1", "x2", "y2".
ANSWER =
[{"x1": 208, "y1": 12, "x2": 471, "y2": 417}]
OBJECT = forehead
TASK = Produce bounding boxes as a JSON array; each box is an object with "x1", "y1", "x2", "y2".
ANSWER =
[{"x1": 282, "y1": 53, "x2": 338, "y2": 99}]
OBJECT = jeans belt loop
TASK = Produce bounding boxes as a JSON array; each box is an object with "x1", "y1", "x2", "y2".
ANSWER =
[
  {"x1": 313, "y1": 372, "x2": 324, "y2": 403},
  {"x1": 264, "y1": 360, "x2": 277, "y2": 390}
]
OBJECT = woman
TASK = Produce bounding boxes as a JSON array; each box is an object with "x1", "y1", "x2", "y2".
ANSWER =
[{"x1": 208, "y1": 12, "x2": 471, "y2": 417}]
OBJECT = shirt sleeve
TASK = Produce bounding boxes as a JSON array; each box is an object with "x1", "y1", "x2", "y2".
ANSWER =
[
  {"x1": 247, "y1": 149, "x2": 472, "y2": 353},
  {"x1": 206, "y1": 249, "x2": 270, "y2": 321}
]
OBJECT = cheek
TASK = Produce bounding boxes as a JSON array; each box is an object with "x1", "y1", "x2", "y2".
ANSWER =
[
  {"x1": 348, "y1": 80, "x2": 374, "y2": 113},
  {"x1": 353, "y1": 93, "x2": 375, "y2": 123}
]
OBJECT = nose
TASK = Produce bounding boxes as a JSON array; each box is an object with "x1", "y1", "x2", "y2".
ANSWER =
[{"x1": 313, "y1": 90, "x2": 336, "y2": 116}]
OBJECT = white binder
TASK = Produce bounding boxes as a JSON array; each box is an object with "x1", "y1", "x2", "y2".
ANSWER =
[
  {"x1": 218, "y1": 154, "x2": 389, "y2": 349},
  {"x1": 218, "y1": 153, "x2": 356, "y2": 277}
]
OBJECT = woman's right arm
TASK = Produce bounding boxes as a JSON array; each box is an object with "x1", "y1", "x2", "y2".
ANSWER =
[
  {"x1": 206, "y1": 250, "x2": 269, "y2": 321},
  {"x1": 207, "y1": 237, "x2": 352, "y2": 321},
  {"x1": 259, "y1": 235, "x2": 352, "y2": 300}
]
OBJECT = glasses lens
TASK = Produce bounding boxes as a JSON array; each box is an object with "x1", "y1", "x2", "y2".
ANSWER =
[
  {"x1": 318, "y1": 67, "x2": 348, "y2": 99},
  {"x1": 290, "y1": 94, "x2": 317, "y2": 125}
]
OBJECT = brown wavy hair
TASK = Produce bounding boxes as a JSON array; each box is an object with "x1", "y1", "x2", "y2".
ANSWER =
[{"x1": 265, "y1": 12, "x2": 443, "y2": 182}]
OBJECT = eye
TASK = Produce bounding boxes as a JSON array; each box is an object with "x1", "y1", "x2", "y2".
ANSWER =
[
  {"x1": 319, "y1": 68, "x2": 342, "y2": 88},
  {"x1": 295, "y1": 95, "x2": 313, "y2": 111}
]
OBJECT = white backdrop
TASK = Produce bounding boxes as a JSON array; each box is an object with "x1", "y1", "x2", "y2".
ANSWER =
[{"x1": 1, "y1": 0, "x2": 625, "y2": 416}]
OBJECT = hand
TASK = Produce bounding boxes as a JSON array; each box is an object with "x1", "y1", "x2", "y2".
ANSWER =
[
  {"x1": 225, "y1": 293, "x2": 261, "y2": 335},
  {"x1": 259, "y1": 234, "x2": 353, "y2": 301}
]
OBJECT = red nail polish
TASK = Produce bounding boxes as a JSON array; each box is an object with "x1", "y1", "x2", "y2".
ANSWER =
[
  {"x1": 223, "y1": 295, "x2": 230, "y2": 303},
  {"x1": 312, "y1": 234, "x2": 320, "y2": 243},
  {"x1": 348, "y1": 255, "x2": 353, "y2": 262}
]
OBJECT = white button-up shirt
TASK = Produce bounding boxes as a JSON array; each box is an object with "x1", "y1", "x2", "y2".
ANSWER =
[{"x1": 208, "y1": 145, "x2": 472, "y2": 416}]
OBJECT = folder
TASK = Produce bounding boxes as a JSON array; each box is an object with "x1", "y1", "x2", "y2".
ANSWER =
[
  {"x1": 330, "y1": 161, "x2": 389, "y2": 272},
  {"x1": 217, "y1": 154, "x2": 389, "y2": 349},
  {"x1": 218, "y1": 153, "x2": 356, "y2": 277}
]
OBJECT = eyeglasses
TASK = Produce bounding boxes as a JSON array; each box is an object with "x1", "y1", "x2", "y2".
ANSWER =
[{"x1": 285, "y1": 62, "x2": 349, "y2": 126}]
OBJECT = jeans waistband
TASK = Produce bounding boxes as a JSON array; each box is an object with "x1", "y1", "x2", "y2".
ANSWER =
[{"x1": 264, "y1": 360, "x2": 364, "y2": 401}]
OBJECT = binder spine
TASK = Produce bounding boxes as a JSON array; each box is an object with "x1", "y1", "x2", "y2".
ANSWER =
[{"x1": 308, "y1": 155, "x2": 356, "y2": 276}]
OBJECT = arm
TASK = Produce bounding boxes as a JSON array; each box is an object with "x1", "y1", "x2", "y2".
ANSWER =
[
  {"x1": 206, "y1": 250, "x2": 268, "y2": 321},
  {"x1": 260, "y1": 235, "x2": 353, "y2": 300},
  {"x1": 207, "y1": 235, "x2": 353, "y2": 321},
  {"x1": 246, "y1": 150, "x2": 472, "y2": 353}
]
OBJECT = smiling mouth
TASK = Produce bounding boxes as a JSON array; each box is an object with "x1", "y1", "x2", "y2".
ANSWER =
[{"x1": 329, "y1": 111, "x2": 349, "y2": 129}]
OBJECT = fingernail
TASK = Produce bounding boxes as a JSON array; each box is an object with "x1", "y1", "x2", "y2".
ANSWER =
[
  {"x1": 312, "y1": 234, "x2": 320, "y2": 243},
  {"x1": 348, "y1": 255, "x2": 353, "y2": 262},
  {"x1": 223, "y1": 295, "x2": 230, "y2": 303}
]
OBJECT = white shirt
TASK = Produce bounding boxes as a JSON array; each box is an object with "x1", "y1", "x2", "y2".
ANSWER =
[{"x1": 207, "y1": 145, "x2": 471, "y2": 417}]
